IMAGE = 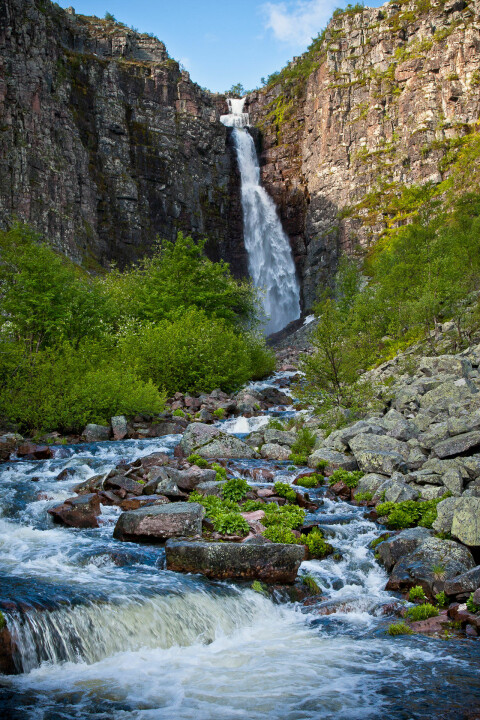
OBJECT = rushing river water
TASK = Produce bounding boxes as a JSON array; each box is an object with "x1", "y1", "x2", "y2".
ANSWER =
[{"x1": 1, "y1": 375, "x2": 480, "y2": 719}]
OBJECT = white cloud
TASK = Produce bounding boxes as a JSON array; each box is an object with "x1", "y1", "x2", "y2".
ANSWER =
[{"x1": 262, "y1": 0, "x2": 334, "y2": 46}]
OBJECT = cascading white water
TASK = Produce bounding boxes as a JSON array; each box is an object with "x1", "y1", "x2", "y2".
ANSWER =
[{"x1": 220, "y1": 99, "x2": 301, "y2": 334}]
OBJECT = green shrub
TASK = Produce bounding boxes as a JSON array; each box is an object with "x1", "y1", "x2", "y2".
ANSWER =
[
  {"x1": 290, "y1": 428, "x2": 316, "y2": 458},
  {"x1": 409, "y1": 586, "x2": 427, "y2": 603},
  {"x1": 466, "y1": 593, "x2": 480, "y2": 613},
  {"x1": 295, "y1": 474, "x2": 323, "y2": 488},
  {"x1": 263, "y1": 504, "x2": 305, "y2": 529},
  {"x1": 267, "y1": 419, "x2": 285, "y2": 430},
  {"x1": 213, "y1": 512, "x2": 249, "y2": 536},
  {"x1": 370, "y1": 534, "x2": 390, "y2": 550},
  {"x1": 435, "y1": 591, "x2": 449, "y2": 609},
  {"x1": 263, "y1": 526, "x2": 302, "y2": 544},
  {"x1": 211, "y1": 463, "x2": 227, "y2": 482},
  {"x1": 301, "y1": 574, "x2": 321, "y2": 594},
  {"x1": 406, "y1": 603, "x2": 439, "y2": 621},
  {"x1": 315, "y1": 459, "x2": 329, "y2": 471},
  {"x1": 289, "y1": 452, "x2": 309, "y2": 465},
  {"x1": 387, "y1": 622, "x2": 413, "y2": 636},
  {"x1": 213, "y1": 408, "x2": 226, "y2": 420},
  {"x1": 329, "y1": 469, "x2": 364, "y2": 488},
  {"x1": 273, "y1": 481, "x2": 297, "y2": 503},
  {"x1": 252, "y1": 580, "x2": 269, "y2": 596},
  {"x1": 173, "y1": 408, "x2": 185, "y2": 417},
  {"x1": 376, "y1": 495, "x2": 450, "y2": 530},
  {"x1": 240, "y1": 500, "x2": 265, "y2": 512},
  {"x1": 222, "y1": 477, "x2": 249, "y2": 502},
  {"x1": 354, "y1": 491, "x2": 373, "y2": 502},
  {"x1": 301, "y1": 528, "x2": 333, "y2": 558},
  {"x1": 187, "y1": 454, "x2": 211, "y2": 469}
]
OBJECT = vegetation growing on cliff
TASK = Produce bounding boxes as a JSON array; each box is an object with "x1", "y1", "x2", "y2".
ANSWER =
[{"x1": 0, "y1": 225, "x2": 274, "y2": 433}]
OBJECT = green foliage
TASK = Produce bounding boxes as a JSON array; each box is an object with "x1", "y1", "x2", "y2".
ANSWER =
[
  {"x1": 376, "y1": 495, "x2": 450, "y2": 530},
  {"x1": 263, "y1": 526, "x2": 302, "y2": 544},
  {"x1": 315, "y1": 459, "x2": 329, "y2": 471},
  {"x1": 222, "y1": 477, "x2": 249, "y2": 502},
  {"x1": 289, "y1": 452, "x2": 309, "y2": 466},
  {"x1": 187, "y1": 454, "x2": 211, "y2": 469},
  {"x1": 104, "y1": 11, "x2": 116, "y2": 21},
  {"x1": 213, "y1": 408, "x2": 226, "y2": 420},
  {"x1": 301, "y1": 528, "x2": 333, "y2": 558},
  {"x1": 406, "y1": 604, "x2": 439, "y2": 621},
  {"x1": 172, "y1": 409, "x2": 185, "y2": 417},
  {"x1": 329, "y1": 469, "x2": 364, "y2": 488},
  {"x1": 267, "y1": 419, "x2": 286, "y2": 431},
  {"x1": 212, "y1": 463, "x2": 227, "y2": 482},
  {"x1": 409, "y1": 586, "x2": 427, "y2": 603},
  {"x1": 466, "y1": 593, "x2": 480, "y2": 613},
  {"x1": 435, "y1": 591, "x2": 449, "y2": 609},
  {"x1": 226, "y1": 83, "x2": 246, "y2": 98},
  {"x1": 295, "y1": 474, "x2": 323, "y2": 488},
  {"x1": 0, "y1": 611, "x2": 5, "y2": 630},
  {"x1": 301, "y1": 574, "x2": 321, "y2": 594},
  {"x1": 263, "y1": 503, "x2": 305, "y2": 530},
  {"x1": 240, "y1": 500, "x2": 265, "y2": 512},
  {"x1": 273, "y1": 482, "x2": 297, "y2": 503},
  {"x1": 387, "y1": 622, "x2": 413, "y2": 636},
  {"x1": 251, "y1": 580, "x2": 269, "y2": 596},
  {"x1": 354, "y1": 491, "x2": 373, "y2": 502},
  {"x1": 213, "y1": 512, "x2": 249, "y2": 536}
]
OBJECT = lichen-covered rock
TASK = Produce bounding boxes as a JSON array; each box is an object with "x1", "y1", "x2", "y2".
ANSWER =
[
  {"x1": 165, "y1": 539, "x2": 305, "y2": 583},
  {"x1": 82, "y1": 424, "x2": 111, "y2": 443},
  {"x1": 355, "y1": 473, "x2": 387, "y2": 495},
  {"x1": 451, "y1": 497, "x2": 480, "y2": 546},
  {"x1": 383, "y1": 481, "x2": 419, "y2": 503},
  {"x1": 354, "y1": 449, "x2": 407, "y2": 475},
  {"x1": 349, "y1": 433, "x2": 409, "y2": 460},
  {"x1": 386, "y1": 537, "x2": 475, "y2": 596},
  {"x1": 376, "y1": 527, "x2": 433, "y2": 572},
  {"x1": 111, "y1": 416, "x2": 128, "y2": 441},
  {"x1": 113, "y1": 502, "x2": 204, "y2": 543},
  {"x1": 433, "y1": 431, "x2": 480, "y2": 459},
  {"x1": 307, "y1": 448, "x2": 357, "y2": 471},
  {"x1": 180, "y1": 423, "x2": 254, "y2": 459},
  {"x1": 260, "y1": 443, "x2": 291, "y2": 461},
  {"x1": 263, "y1": 429, "x2": 296, "y2": 446}
]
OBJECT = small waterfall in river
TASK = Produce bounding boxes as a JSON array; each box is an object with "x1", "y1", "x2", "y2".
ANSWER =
[{"x1": 221, "y1": 98, "x2": 301, "y2": 334}]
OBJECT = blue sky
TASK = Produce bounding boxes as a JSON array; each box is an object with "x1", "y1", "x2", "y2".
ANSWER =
[{"x1": 57, "y1": 0, "x2": 383, "y2": 93}]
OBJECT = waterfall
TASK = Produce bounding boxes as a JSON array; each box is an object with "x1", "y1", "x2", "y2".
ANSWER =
[{"x1": 220, "y1": 99, "x2": 301, "y2": 335}]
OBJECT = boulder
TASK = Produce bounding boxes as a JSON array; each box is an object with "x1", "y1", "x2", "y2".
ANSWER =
[
  {"x1": 17, "y1": 443, "x2": 53, "y2": 460},
  {"x1": 113, "y1": 502, "x2": 204, "y2": 543},
  {"x1": 432, "y1": 497, "x2": 459, "y2": 535},
  {"x1": 111, "y1": 415, "x2": 128, "y2": 441},
  {"x1": 383, "y1": 480, "x2": 419, "y2": 503},
  {"x1": 165, "y1": 539, "x2": 305, "y2": 583},
  {"x1": 195, "y1": 480, "x2": 226, "y2": 497},
  {"x1": 451, "y1": 497, "x2": 480, "y2": 546},
  {"x1": 104, "y1": 474, "x2": 144, "y2": 496},
  {"x1": 376, "y1": 527, "x2": 433, "y2": 572},
  {"x1": 260, "y1": 443, "x2": 291, "y2": 461},
  {"x1": 420, "y1": 380, "x2": 476, "y2": 410},
  {"x1": 263, "y1": 429, "x2": 296, "y2": 446},
  {"x1": 386, "y1": 537, "x2": 475, "y2": 596},
  {"x1": 441, "y1": 468, "x2": 464, "y2": 496},
  {"x1": 0, "y1": 433, "x2": 23, "y2": 462},
  {"x1": 355, "y1": 473, "x2": 387, "y2": 495},
  {"x1": 354, "y1": 449, "x2": 407, "y2": 475},
  {"x1": 82, "y1": 424, "x2": 110, "y2": 443},
  {"x1": 337, "y1": 420, "x2": 386, "y2": 445},
  {"x1": 418, "y1": 355, "x2": 471, "y2": 378},
  {"x1": 349, "y1": 433, "x2": 409, "y2": 459},
  {"x1": 164, "y1": 466, "x2": 216, "y2": 491},
  {"x1": 0, "y1": 624, "x2": 16, "y2": 675},
  {"x1": 180, "y1": 423, "x2": 254, "y2": 459},
  {"x1": 48, "y1": 493, "x2": 101, "y2": 528},
  {"x1": 433, "y1": 431, "x2": 480, "y2": 459},
  {"x1": 308, "y1": 448, "x2": 358, "y2": 472},
  {"x1": 444, "y1": 566, "x2": 480, "y2": 596}
]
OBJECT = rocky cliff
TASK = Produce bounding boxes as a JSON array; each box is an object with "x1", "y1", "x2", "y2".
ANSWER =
[
  {"x1": 0, "y1": 0, "x2": 247, "y2": 273},
  {"x1": 247, "y1": 0, "x2": 480, "y2": 309}
]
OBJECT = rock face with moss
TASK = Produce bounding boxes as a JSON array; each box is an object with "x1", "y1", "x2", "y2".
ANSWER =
[
  {"x1": 0, "y1": 0, "x2": 246, "y2": 274},
  {"x1": 247, "y1": 0, "x2": 480, "y2": 309}
]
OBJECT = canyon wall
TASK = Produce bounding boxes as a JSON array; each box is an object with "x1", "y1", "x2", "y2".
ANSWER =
[
  {"x1": 0, "y1": 0, "x2": 247, "y2": 273},
  {"x1": 248, "y1": 0, "x2": 480, "y2": 309}
]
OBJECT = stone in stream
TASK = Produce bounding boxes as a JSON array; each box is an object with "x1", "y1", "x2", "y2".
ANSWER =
[
  {"x1": 386, "y1": 537, "x2": 475, "y2": 597},
  {"x1": 113, "y1": 502, "x2": 204, "y2": 543},
  {"x1": 82, "y1": 424, "x2": 111, "y2": 443},
  {"x1": 180, "y1": 423, "x2": 254, "y2": 459},
  {"x1": 163, "y1": 466, "x2": 216, "y2": 491},
  {"x1": 111, "y1": 415, "x2": 128, "y2": 440},
  {"x1": 375, "y1": 527, "x2": 433, "y2": 572},
  {"x1": 17, "y1": 442, "x2": 53, "y2": 460},
  {"x1": 260, "y1": 443, "x2": 291, "y2": 461},
  {"x1": 0, "y1": 621, "x2": 16, "y2": 675},
  {"x1": 48, "y1": 493, "x2": 101, "y2": 528},
  {"x1": 165, "y1": 539, "x2": 305, "y2": 583},
  {"x1": 444, "y1": 565, "x2": 480, "y2": 597}
]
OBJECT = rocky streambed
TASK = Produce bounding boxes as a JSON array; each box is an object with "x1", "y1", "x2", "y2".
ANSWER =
[{"x1": 1, "y1": 367, "x2": 480, "y2": 719}]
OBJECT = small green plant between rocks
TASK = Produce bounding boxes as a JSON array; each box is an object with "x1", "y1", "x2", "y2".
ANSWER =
[
  {"x1": 466, "y1": 593, "x2": 480, "y2": 613},
  {"x1": 409, "y1": 586, "x2": 427, "y2": 603},
  {"x1": 387, "y1": 622, "x2": 413, "y2": 636},
  {"x1": 406, "y1": 604, "x2": 439, "y2": 621},
  {"x1": 329, "y1": 469, "x2": 364, "y2": 488},
  {"x1": 222, "y1": 477, "x2": 249, "y2": 502},
  {"x1": 274, "y1": 481, "x2": 297, "y2": 503}
]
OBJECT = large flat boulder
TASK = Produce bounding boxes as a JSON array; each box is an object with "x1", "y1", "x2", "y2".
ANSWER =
[
  {"x1": 308, "y1": 448, "x2": 357, "y2": 472},
  {"x1": 376, "y1": 527, "x2": 433, "y2": 572},
  {"x1": 48, "y1": 493, "x2": 101, "y2": 528},
  {"x1": 263, "y1": 429, "x2": 296, "y2": 446},
  {"x1": 433, "y1": 431, "x2": 480, "y2": 459},
  {"x1": 260, "y1": 443, "x2": 291, "y2": 461},
  {"x1": 82, "y1": 424, "x2": 110, "y2": 442},
  {"x1": 180, "y1": 423, "x2": 221, "y2": 455},
  {"x1": 349, "y1": 433, "x2": 409, "y2": 459},
  {"x1": 113, "y1": 502, "x2": 204, "y2": 543},
  {"x1": 451, "y1": 497, "x2": 480, "y2": 546},
  {"x1": 354, "y1": 449, "x2": 407, "y2": 475},
  {"x1": 420, "y1": 379, "x2": 476, "y2": 409},
  {"x1": 165, "y1": 540, "x2": 305, "y2": 583},
  {"x1": 445, "y1": 566, "x2": 480, "y2": 596}
]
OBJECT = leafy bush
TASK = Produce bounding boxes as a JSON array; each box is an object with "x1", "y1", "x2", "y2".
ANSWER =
[
  {"x1": 301, "y1": 528, "x2": 333, "y2": 558},
  {"x1": 387, "y1": 622, "x2": 413, "y2": 636},
  {"x1": 329, "y1": 469, "x2": 364, "y2": 488},
  {"x1": 173, "y1": 409, "x2": 185, "y2": 417},
  {"x1": 263, "y1": 526, "x2": 302, "y2": 544},
  {"x1": 289, "y1": 452, "x2": 309, "y2": 466},
  {"x1": 354, "y1": 491, "x2": 373, "y2": 502},
  {"x1": 435, "y1": 591, "x2": 449, "y2": 609},
  {"x1": 295, "y1": 474, "x2": 323, "y2": 488},
  {"x1": 301, "y1": 574, "x2": 321, "y2": 594},
  {"x1": 222, "y1": 477, "x2": 249, "y2": 502},
  {"x1": 267, "y1": 419, "x2": 285, "y2": 431},
  {"x1": 290, "y1": 428, "x2": 316, "y2": 457},
  {"x1": 263, "y1": 504, "x2": 305, "y2": 529},
  {"x1": 187, "y1": 454, "x2": 211, "y2": 469},
  {"x1": 251, "y1": 580, "x2": 269, "y2": 596},
  {"x1": 211, "y1": 463, "x2": 227, "y2": 482},
  {"x1": 273, "y1": 482, "x2": 297, "y2": 503},
  {"x1": 409, "y1": 586, "x2": 427, "y2": 603},
  {"x1": 406, "y1": 604, "x2": 439, "y2": 621},
  {"x1": 213, "y1": 512, "x2": 249, "y2": 536},
  {"x1": 376, "y1": 495, "x2": 450, "y2": 530},
  {"x1": 213, "y1": 408, "x2": 226, "y2": 420},
  {"x1": 466, "y1": 593, "x2": 480, "y2": 613},
  {"x1": 240, "y1": 500, "x2": 265, "y2": 512}
]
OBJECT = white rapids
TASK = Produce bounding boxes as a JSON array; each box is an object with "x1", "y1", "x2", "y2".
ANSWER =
[{"x1": 220, "y1": 98, "x2": 301, "y2": 335}]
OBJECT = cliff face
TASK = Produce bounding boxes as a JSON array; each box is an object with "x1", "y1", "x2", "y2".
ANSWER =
[
  {"x1": 0, "y1": 0, "x2": 247, "y2": 274},
  {"x1": 248, "y1": 0, "x2": 480, "y2": 310}
]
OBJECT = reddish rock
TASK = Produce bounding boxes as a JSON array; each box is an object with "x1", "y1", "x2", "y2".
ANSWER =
[
  {"x1": 48, "y1": 493, "x2": 101, "y2": 528},
  {"x1": 113, "y1": 502, "x2": 204, "y2": 543},
  {"x1": 257, "y1": 488, "x2": 275, "y2": 498},
  {"x1": 0, "y1": 624, "x2": 17, "y2": 674},
  {"x1": 104, "y1": 475, "x2": 144, "y2": 496},
  {"x1": 329, "y1": 481, "x2": 352, "y2": 501},
  {"x1": 17, "y1": 443, "x2": 53, "y2": 460},
  {"x1": 120, "y1": 495, "x2": 170, "y2": 510}
]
